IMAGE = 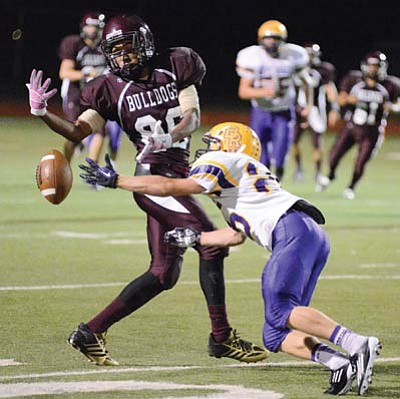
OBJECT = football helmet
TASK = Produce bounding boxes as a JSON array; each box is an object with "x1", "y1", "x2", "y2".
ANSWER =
[
  {"x1": 360, "y1": 51, "x2": 388, "y2": 81},
  {"x1": 257, "y1": 20, "x2": 287, "y2": 57},
  {"x1": 304, "y1": 42, "x2": 322, "y2": 65},
  {"x1": 80, "y1": 11, "x2": 106, "y2": 44},
  {"x1": 196, "y1": 122, "x2": 261, "y2": 161},
  {"x1": 101, "y1": 14, "x2": 155, "y2": 80}
]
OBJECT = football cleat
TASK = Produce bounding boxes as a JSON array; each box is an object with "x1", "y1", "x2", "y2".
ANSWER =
[
  {"x1": 324, "y1": 358, "x2": 357, "y2": 396},
  {"x1": 68, "y1": 323, "x2": 119, "y2": 366},
  {"x1": 354, "y1": 337, "x2": 381, "y2": 395},
  {"x1": 315, "y1": 175, "x2": 331, "y2": 192},
  {"x1": 342, "y1": 188, "x2": 355, "y2": 200},
  {"x1": 292, "y1": 169, "x2": 305, "y2": 182},
  {"x1": 208, "y1": 329, "x2": 269, "y2": 363}
]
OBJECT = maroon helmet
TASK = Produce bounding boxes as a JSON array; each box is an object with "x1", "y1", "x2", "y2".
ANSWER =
[
  {"x1": 304, "y1": 42, "x2": 322, "y2": 65},
  {"x1": 80, "y1": 11, "x2": 106, "y2": 44},
  {"x1": 100, "y1": 14, "x2": 155, "y2": 80},
  {"x1": 360, "y1": 51, "x2": 388, "y2": 81}
]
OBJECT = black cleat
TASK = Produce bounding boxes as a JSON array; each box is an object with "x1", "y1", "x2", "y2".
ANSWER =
[
  {"x1": 324, "y1": 358, "x2": 356, "y2": 396},
  {"x1": 208, "y1": 329, "x2": 269, "y2": 363},
  {"x1": 68, "y1": 323, "x2": 119, "y2": 366}
]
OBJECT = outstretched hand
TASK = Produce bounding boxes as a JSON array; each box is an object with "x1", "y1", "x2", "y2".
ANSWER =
[
  {"x1": 26, "y1": 69, "x2": 58, "y2": 116},
  {"x1": 136, "y1": 120, "x2": 173, "y2": 163},
  {"x1": 164, "y1": 227, "x2": 201, "y2": 247},
  {"x1": 79, "y1": 154, "x2": 119, "y2": 189}
]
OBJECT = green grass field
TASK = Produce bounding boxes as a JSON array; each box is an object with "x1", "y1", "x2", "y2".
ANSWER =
[{"x1": 1, "y1": 117, "x2": 400, "y2": 398}]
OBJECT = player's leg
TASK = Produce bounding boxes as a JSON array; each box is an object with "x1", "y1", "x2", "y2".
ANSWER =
[
  {"x1": 261, "y1": 211, "x2": 357, "y2": 394},
  {"x1": 312, "y1": 129, "x2": 324, "y2": 180},
  {"x1": 250, "y1": 106, "x2": 272, "y2": 168},
  {"x1": 316, "y1": 124, "x2": 355, "y2": 192},
  {"x1": 106, "y1": 120, "x2": 123, "y2": 161},
  {"x1": 88, "y1": 132, "x2": 106, "y2": 163},
  {"x1": 344, "y1": 128, "x2": 380, "y2": 199},
  {"x1": 292, "y1": 111, "x2": 305, "y2": 181},
  {"x1": 270, "y1": 110, "x2": 294, "y2": 181},
  {"x1": 171, "y1": 194, "x2": 268, "y2": 363}
]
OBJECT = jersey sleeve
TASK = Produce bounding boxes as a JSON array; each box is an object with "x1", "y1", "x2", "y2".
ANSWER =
[
  {"x1": 339, "y1": 71, "x2": 361, "y2": 93},
  {"x1": 170, "y1": 47, "x2": 207, "y2": 90},
  {"x1": 285, "y1": 43, "x2": 309, "y2": 71},
  {"x1": 189, "y1": 152, "x2": 237, "y2": 194},
  {"x1": 236, "y1": 46, "x2": 260, "y2": 79},
  {"x1": 79, "y1": 76, "x2": 115, "y2": 121},
  {"x1": 58, "y1": 35, "x2": 80, "y2": 61}
]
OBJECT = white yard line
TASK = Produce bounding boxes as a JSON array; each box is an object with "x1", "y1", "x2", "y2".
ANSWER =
[
  {"x1": 1, "y1": 275, "x2": 400, "y2": 292},
  {"x1": 1, "y1": 357, "x2": 399, "y2": 377}
]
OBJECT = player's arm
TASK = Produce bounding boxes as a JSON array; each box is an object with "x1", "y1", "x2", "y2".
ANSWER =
[
  {"x1": 238, "y1": 76, "x2": 275, "y2": 99},
  {"x1": 325, "y1": 82, "x2": 340, "y2": 127},
  {"x1": 59, "y1": 59, "x2": 96, "y2": 82},
  {"x1": 117, "y1": 175, "x2": 205, "y2": 196},
  {"x1": 199, "y1": 227, "x2": 246, "y2": 247},
  {"x1": 164, "y1": 226, "x2": 246, "y2": 248}
]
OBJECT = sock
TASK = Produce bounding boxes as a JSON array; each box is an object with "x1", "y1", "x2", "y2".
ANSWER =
[
  {"x1": 87, "y1": 298, "x2": 130, "y2": 333},
  {"x1": 311, "y1": 343, "x2": 348, "y2": 370},
  {"x1": 208, "y1": 304, "x2": 230, "y2": 343},
  {"x1": 329, "y1": 325, "x2": 367, "y2": 354}
]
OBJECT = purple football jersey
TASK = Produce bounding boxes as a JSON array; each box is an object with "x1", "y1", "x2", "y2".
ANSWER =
[{"x1": 80, "y1": 47, "x2": 206, "y2": 169}]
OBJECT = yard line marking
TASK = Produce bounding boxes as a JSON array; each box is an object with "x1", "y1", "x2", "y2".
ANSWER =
[
  {"x1": 52, "y1": 231, "x2": 145, "y2": 239},
  {"x1": 1, "y1": 275, "x2": 400, "y2": 292},
  {"x1": 0, "y1": 359, "x2": 24, "y2": 367},
  {"x1": 0, "y1": 380, "x2": 283, "y2": 399},
  {"x1": 1, "y1": 357, "x2": 398, "y2": 381},
  {"x1": 358, "y1": 263, "x2": 400, "y2": 269}
]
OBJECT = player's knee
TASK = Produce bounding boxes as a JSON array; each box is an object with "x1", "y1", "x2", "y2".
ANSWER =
[{"x1": 151, "y1": 249, "x2": 185, "y2": 290}]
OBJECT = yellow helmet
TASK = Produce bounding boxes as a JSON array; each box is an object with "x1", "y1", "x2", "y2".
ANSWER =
[
  {"x1": 257, "y1": 20, "x2": 287, "y2": 41},
  {"x1": 202, "y1": 122, "x2": 261, "y2": 161}
]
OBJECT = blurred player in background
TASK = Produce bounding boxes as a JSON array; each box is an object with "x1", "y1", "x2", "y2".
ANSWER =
[
  {"x1": 58, "y1": 11, "x2": 123, "y2": 163},
  {"x1": 316, "y1": 51, "x2": 400, "y2": 199},
  {"x1": 80, "y1": 122, "x2": 381, "y2": 396},
  {"x1": 236, "y1": 20, "x2": 310, "y2": 180},
  {"x1": 27, "y1": 14, "x2": 267, "y2": 366},
  {"x1": 292, "y1": 43, "x2": 339, "y2": 189}
]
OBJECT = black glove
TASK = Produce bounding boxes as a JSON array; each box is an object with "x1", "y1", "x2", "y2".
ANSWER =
[
  {"x1": 79, "y1": 154, "x2": 119, "y2": 189},
  {"x1": 164, "y1": 227, "x2": 201, "y2": 247}
]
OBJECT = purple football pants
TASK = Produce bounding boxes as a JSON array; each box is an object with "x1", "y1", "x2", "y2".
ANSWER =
[
  {"x1": 250, "y1": 106, "x2": 295, "y2": 168},
  {"x1": 261, "y1": 210, "x2": 330, "y2": 352}
]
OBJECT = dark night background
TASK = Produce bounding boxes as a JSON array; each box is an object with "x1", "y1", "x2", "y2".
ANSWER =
[{"x1": 2, "y1": 0, "x2": 400, "y2": 112}]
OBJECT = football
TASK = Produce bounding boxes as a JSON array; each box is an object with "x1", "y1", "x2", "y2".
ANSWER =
[{"x1": 36, "y1": 149, "x2": 73, "y2": 205}]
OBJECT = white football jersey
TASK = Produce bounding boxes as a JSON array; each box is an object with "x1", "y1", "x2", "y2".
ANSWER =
[
  {"x1": 189, "y1": 151, "x2": 300, "y2": 251},
  {"x1": 236, "y1": 43, "x2": 309, "y2": 111}
]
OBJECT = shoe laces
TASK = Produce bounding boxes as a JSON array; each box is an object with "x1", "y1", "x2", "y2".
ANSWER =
[{"x1": 230, "y1": 329, "x2": 252, "y2": 352}]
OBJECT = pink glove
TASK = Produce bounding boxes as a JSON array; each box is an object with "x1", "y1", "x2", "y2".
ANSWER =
[
  {"x1": 136, "y1": 120, "x2": 173, "y2": 163},
  {"x1": 25, "y1": 69, "x2": 57, "y2": 116}
]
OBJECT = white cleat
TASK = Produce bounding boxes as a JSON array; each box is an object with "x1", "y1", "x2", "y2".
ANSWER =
[
  {"x1": 315, "y1": 175, "x2": 331, "y2": 192},
  {"x1": 342, "y1": 188, "x2": 355, "y2": 200},
  {"x1": 354, "y1": 337, "x2": 381, "y2": 396}
]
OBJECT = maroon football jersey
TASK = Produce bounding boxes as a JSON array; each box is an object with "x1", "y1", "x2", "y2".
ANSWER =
[
  {"x1": 58, "y1": 34, "x2": 107, "y2": 102},
  {"x1": 340, "y1": 71, "x2": 400, "y2": 127},
  {"x1": 80, "y1": 47, "x2": 206, "y2": 168},
  {"x1": 310, "y1": 61, "x2": 336, "y2": 109}
]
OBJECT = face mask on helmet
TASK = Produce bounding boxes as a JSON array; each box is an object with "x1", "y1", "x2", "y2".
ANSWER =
[
  {"x1": 101, "y1": 15, "x2": 155, "y2": 81},
  {"x1": 360, "y1": 52, "x2": 388, "y2": 81},
  {"x1": 195, "y1": 122, "x2": 261, "y2": 161},
  {"x1": 257, "y1": 20, "x2": 287, "y2": 57}
]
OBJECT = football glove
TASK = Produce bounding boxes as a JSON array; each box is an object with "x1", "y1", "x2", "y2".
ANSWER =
[
  {"x1": 26, "y1": 69, "x2": 57, "y2": 116},
  {"x1": 164, "y1": 227, "x2": 201, "y2": 248},
  {"x1": 79, "y1": 154, "x2": 119, "y2": 189},
  {"x1": 136, "y1": 120, "x2": 173, "y2": 163}
]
